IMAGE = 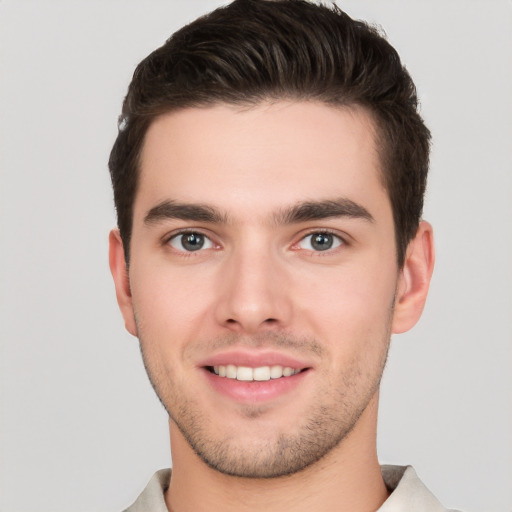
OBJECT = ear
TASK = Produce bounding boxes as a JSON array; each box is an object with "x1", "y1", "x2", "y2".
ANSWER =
[
  {"x1": 392, "y1": 221, "x2": 435, "y2": 334},
  {"x1": 108, "y1": 229, "x2": 138, "y2": 337}
]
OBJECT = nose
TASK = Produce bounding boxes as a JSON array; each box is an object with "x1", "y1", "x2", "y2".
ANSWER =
[{"x1": 214, "y1": 244, "x2": 293, "y2": 334}]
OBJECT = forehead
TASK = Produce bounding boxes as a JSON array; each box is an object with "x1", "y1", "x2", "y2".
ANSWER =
[{"x1": 136, "y1": 101, "x2": 387, "y2": 221}]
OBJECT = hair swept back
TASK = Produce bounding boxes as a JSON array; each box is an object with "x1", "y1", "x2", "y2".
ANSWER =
[{"x1": 109, "y1": 0, "x2": 430, "y2": 266}]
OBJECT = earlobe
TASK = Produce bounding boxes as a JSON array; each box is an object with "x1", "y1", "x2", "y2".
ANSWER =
[
  {"x1": 108, "y1": 229, "x2": 138, "y2": 337},
  {"x1": 392, "y1": 221, "x2": 435, "y2": 334}
]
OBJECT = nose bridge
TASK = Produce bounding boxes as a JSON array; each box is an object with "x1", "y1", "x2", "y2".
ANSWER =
[{"x1": 215, "y1": 234, "x2": 291, "y2": 332}]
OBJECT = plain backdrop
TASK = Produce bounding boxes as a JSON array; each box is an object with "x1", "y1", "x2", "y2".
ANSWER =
[{"x1": 1, "y1": 1, "x2": 511, "y2": 511}]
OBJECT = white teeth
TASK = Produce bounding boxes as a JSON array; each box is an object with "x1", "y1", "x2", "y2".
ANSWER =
[
  {"x1": 226, "y1": 364, "x2": 237, "y2": 379},
  {"x1": 236, "y1": 366, "x2": 253, "y2": 381},
  {"x1": 212, "y1": 364, "x2": 300, "y2": 381},
  {"x1": 283, "y1": 367, "x2": 294, "y2": 377},
  {"x1": 253, "y1": 366, "x2": 271, "y2": 381},
  {"x1": 270, "y1": 365, "x2": 283, "y2": 379}
]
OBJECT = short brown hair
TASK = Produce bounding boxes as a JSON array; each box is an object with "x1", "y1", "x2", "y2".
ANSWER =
[{"x1": 109, "y1": 0, "x2": 430, "y2": 266}]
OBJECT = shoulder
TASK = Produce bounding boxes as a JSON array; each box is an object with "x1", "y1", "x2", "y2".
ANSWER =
[
  {"x1": 379, "y1": 465, "x2": 463, "y2": 512},
  {"x1": 123, "y1": 469, "x2": 171, "y2": 512}
]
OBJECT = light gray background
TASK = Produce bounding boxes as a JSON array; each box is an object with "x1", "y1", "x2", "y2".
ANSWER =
[{"x1": 1, "y1": 1, "x2": 511, "y2": 511}]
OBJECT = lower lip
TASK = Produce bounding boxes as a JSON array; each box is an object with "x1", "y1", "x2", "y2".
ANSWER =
[{"x1": 202, "y1": 368, "x2": 310, "y2": 403}]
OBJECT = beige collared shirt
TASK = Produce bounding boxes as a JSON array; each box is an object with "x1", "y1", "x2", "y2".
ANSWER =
[{"x1": 123, "y1": 465, "x2": 459, "y2": 512}]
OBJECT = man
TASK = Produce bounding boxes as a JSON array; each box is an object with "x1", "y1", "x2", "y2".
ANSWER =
[{"x1": 108, "y1": 0, "x2": 453, "y2": 510}]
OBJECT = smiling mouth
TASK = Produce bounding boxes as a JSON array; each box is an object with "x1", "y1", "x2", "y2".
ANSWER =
[{"x1": 206, "y1": 365, "x2": 306, "y2": 382}]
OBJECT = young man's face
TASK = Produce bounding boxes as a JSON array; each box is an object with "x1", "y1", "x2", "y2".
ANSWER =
[{"x1": 110, "y1": 101, "x2": 431, "y2": 478}]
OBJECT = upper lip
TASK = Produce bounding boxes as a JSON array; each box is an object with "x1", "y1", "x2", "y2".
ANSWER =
[{"x1": 199, "y1": 349, "x2": 312, "y2": 370}]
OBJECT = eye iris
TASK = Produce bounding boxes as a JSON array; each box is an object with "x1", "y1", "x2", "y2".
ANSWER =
[
  {"x1": 311, "y1": 233, "x2": 333, "y2": 251},
  {"x1": 182, "y1": 233, "x2": 204, "y2": 251}
]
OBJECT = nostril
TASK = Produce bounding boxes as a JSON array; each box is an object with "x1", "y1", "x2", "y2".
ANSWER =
[{"x1": 222, "y1": 316, "x2": 281, "y2": 331}]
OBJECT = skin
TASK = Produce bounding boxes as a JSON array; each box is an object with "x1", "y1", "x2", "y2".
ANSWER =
[{"x1": 110, "y1": 101, "x2": 434, "y2": 512}]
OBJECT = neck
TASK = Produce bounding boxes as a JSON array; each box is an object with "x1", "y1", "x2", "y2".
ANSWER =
[{"x1": 165, "y1": 394, "x2": 388, "y2": 512}]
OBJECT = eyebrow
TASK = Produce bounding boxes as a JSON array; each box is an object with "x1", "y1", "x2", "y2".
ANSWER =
[
  {"x1": 144, "y1": 200, "x2": 228, "y2": 225},
  {"x1": 275, "y1": 198, "x2": 374, "y2": 224},
  {"x1": 143, "y1": 198, "x2": 374, "y2": 226}
]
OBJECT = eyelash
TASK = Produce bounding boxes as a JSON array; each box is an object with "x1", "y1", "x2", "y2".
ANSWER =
[
  {"x1": 164, "y1": 229, "x2": 218, "y2": 255},
  {"x1": 293, "y1": 229, "x2": 346, "y2": 254},
  {"x1": 163, "y1": 228, "x2": 347, "y2": 255}
]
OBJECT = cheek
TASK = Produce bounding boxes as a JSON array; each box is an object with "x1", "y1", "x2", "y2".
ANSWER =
[
  {"x1": 130, "y1": 263, "x2": 216, "y2": 353},
  {"x1": 295, "y1": 263, "x2": 397, "y2": 352}
]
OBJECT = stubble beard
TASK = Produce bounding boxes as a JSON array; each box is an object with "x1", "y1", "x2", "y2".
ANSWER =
[{"x1": 137, "y1": 325, "x2": 392, "y2": 479}]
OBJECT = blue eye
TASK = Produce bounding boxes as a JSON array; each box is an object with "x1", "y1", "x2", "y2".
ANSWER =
[
  {"x1": 169, "y1": 232, "x2": 214, "y2": 252},
  {"x1": 298, "y1": 232, "x2": 343, "y2": 252}
]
